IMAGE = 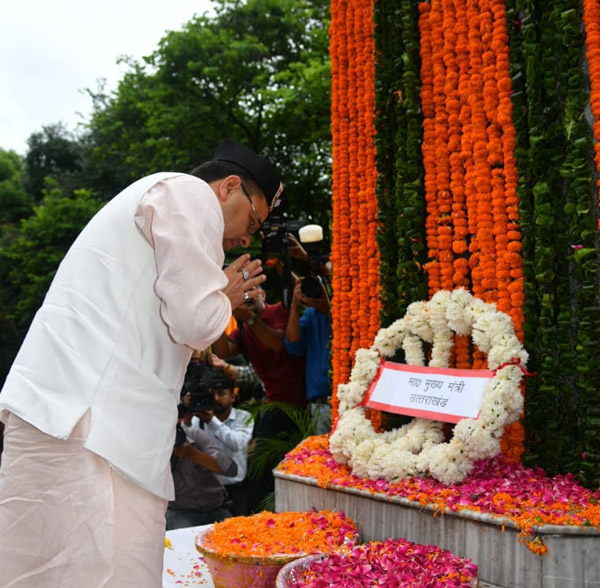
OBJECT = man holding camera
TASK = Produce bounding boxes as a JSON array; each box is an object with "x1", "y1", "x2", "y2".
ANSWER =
[
  {"x1": 213, "y1": 286, "x2": 306, "y2": 410},
  {"x1": 167, "y1": 388, "x2": 238, "y2": 530},
  {"x1": 185, "y1": 370, "x2": 254, "y2": 516},
  {"x1": 284, "y1": 260, "x2": 333, "y2": 435},
  {"x1": 0, "y1": 140, "x2": 283, "y2": 587}
]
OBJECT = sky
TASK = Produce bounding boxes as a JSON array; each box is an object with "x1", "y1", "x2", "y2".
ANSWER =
[{"x1": 1, "y1": 0, "x2": 216, "y2": 155}]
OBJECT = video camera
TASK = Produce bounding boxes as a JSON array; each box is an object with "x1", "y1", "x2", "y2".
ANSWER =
[
  {"x1": 175, "y1": 386, "x2": 215, "y2": 448},
  {"x1": 179, "y1": 367, "x2": 217, "y2": 415},
  {"x1": 260, "y1": 216, "x2": 306, "y2": 256},
  {"x1": 260, "y1": 215, "x2": 304, "y2": 307},
  {"x1": 260, "y1": 216, "x2": 327, "y2": 305},
  {"x1": 174, "y1": 365, "x2": 219, "y2": 447}
]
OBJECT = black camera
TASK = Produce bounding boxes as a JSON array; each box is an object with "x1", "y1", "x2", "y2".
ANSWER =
[
  {"x1": 259, "y1": 215, "x2": 307, "y2": 307},
  {"x1": 178, "y1": 389, "x2": 216, "y2": 414},
  {"x1": 301, "y1": 275, "x2": 324, "y2": 299},
  {"x1": 174, "y1": 423, "x2": 187, "y2": 447},
  {"x1": 260, "y1": 216, "x2": 306, "y2": 255}
]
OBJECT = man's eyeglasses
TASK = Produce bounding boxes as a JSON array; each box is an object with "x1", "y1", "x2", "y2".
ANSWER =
[{"x1": 241, "y1": 183, "x2": 263, "y2": 234}]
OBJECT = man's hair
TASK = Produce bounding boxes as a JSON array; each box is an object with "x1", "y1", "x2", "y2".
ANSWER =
[
  {"x1": 203, "y1": 368, "x2": 235, "y2": 392},
  {"x1": 190, "y1": 160, "x2": 261, "y2": 196}
]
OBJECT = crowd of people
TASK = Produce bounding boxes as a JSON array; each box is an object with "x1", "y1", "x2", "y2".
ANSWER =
[
  {"x1": 168, "y1": 232, "x2": 333, "y2": 527},
  {"x1": 0, "y1": 138, "x2": 332, "y2": 587}
]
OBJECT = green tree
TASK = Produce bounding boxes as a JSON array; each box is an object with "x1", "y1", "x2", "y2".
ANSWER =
[
  {"x1": 23, "y1": 123, "x2": 87, "y2": 203},
  {"x1": 0, "y1": 148, "x2": 32, "y2": 227},
  {"x1": 0, "y1": 181, "x2": 103, "y2": 382},
  {"x1": 86, "y1": 0, "x2": 332, "y2": 226}
]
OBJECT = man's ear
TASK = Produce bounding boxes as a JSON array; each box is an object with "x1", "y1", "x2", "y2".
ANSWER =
[{"x1": 216, "y1": 175, "x2": 242, "y2": 202}]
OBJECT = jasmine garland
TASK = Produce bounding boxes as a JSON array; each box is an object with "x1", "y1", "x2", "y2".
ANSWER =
[{"x1": 329, "y1": 289, "x2": 528, "y2": 485}]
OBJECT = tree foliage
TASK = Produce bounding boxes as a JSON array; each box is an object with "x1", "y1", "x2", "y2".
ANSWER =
[
  {"x1": 0, "y1": 0, "x2": 332, "y2": 382},
  {"x1": 23, "y1": 123, "x2": 88, "y2": 203},
  {"x1": 0, "y1": 148, "x2": 32, "y2": 227},
  {"x1": 86, "y1": 0, "x2": 332, "y2": 226}
]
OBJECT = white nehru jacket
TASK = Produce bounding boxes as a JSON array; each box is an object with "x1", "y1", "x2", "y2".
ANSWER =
[{"x1": 0, "y1": 172, "x2": 232, "y2": 500}]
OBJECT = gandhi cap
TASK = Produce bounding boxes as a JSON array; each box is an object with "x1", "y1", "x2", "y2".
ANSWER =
[{"x1": 213, "y1": 139, "x2": 284, "y2": 212}]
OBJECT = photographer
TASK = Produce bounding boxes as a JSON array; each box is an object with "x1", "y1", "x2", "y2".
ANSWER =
[
  {"x1": 186, "y1": 370, "x2": 254, "y2": 516},
  {"x1": 167, "y1": 397, "x2": 238, "y2": 530},
  {"x1": 212, "y1": 286, "x2": 306, "y2": 409},
  {"x1": 284, "y1": 232, "x2": 332, "y2": 435}
]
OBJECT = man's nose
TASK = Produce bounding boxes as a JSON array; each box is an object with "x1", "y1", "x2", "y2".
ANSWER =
[{"x1": 240, "y1": 234, "x2": 252, "y2": 248}]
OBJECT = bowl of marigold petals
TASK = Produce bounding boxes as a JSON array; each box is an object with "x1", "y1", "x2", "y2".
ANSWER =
[
  {"x1": 276, "y1": 537, "x2": 479, "y2": 588},
  {"x1": 195, "y1": 510, "x2": 358, "y2": 588}
]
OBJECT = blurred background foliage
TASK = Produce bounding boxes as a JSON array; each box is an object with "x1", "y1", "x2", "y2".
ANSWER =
[{"x1": 0, "y1": 0, "x2": 332, "y2": 385}]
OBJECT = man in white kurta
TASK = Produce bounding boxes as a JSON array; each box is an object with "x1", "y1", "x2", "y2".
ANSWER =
[{"x1": 0, "y1": 139, "x2": 284, "y2": 588}]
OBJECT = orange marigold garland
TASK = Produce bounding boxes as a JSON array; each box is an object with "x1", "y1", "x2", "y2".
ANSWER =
[
  {"x1": 583, "y1": 0, "x2": 600, "y2": 224},
  {"x1": 330, "y1": 0, "x2": 380, "y2": 426},
  {"x1": 418, "y1": 0, "x2": 525, "y2": 459}
]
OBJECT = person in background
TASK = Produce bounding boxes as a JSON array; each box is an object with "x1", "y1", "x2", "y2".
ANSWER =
[
  {"x1": 212, "y1": 286, "x2": 306, "y2": 410},
  {"x1": 210, "y1": 352, "x2": 265, "y2": 402},
  {"x1": 285, "y1": 271, "x2": 332, "y2": 435},
  {"x1": 167, "y1": 404, "x2": 238, "y2": 530},
  {"x1": 0, "y1": 139, "x2": 284, "y2": 588},
  {"x1": 212, "y1": 285, "x2": 306, "y2": 511},
  {"x1": 187, "y1": 370, "x2": 254, "y2": 516}
]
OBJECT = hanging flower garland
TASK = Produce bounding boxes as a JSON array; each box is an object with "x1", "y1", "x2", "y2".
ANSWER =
[
  {"x1": 330, "y1": 0, "x2": 381, "y2": 427},
  {"x1": 583, "y1": 0, "x2": 600, "y2": 222},
  {"x1": 330, "y1": 289, "x2": 528, "y2": 486}
]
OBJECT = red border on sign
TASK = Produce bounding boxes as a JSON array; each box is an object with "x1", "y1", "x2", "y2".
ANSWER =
[
  {"x1": 362, "y1": 361, "x2": 492, "y2": 423},
  {"x1": 378, "y1": 361, "x2": 493, "y2": 378}
]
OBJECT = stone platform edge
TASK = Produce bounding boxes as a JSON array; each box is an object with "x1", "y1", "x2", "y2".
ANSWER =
[
  {"x1": 274, "y1": 469, "x2": 600, "y2": 588},
  {"x1": 274, "y1": 470, "x2": 599, "y2": 537}
]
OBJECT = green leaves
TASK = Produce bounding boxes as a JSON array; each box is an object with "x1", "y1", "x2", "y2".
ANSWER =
[
  {"x1": 0, "y1": 182, "x2": 103, "y2": 376},
  {"x1": 374, "y1": 0, "x2": 427, "y2": 326},
  {"x1": 508, "y1": 0, "x2": 600, "y2": 488},
  {"x1": 86, "y1": 0, "x2": 332, "y2": 227}
]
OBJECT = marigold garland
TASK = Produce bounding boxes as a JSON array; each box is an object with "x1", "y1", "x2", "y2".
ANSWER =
[
  {"x1": 330, "y1": 0, "x2": 599, "y2": 486},
  {"x1": 583, "y1": 0, "x2": 600, "y2": 223},
  {"x1": 330, "y1": 0, "x2": 381, "y2": 428},
  {"x1": 417, "y1": 0, "x2": 525, "y2": 460}
]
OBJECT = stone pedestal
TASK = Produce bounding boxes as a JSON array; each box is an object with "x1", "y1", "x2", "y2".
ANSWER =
[{"x1": 274, "y1": 471, "x2": 600, "y2": 588}]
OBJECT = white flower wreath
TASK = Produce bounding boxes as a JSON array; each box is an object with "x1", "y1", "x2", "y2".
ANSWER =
[{"x1": 329, "y1": 288, "x2": 528, "y2": 485}]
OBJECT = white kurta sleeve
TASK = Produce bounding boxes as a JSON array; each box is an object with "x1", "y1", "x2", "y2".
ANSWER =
[{"x1": 134, "y1": 174, "x2": 232, "y2": 350}]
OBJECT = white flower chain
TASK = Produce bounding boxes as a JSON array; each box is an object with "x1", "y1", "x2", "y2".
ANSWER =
[{"x1": 329, "y1": 288, "x2": 528, "y2": 485}]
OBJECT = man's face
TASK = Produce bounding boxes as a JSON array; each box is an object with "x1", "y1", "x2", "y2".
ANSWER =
[
  {"x1": 219, "y1": 177, "x2": 269, "y2": 251},
  {"x1": 213, "y1": 388, "x2": 235, "y2": 415}
]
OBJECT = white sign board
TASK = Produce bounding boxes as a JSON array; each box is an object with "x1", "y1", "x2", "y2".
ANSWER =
[{"x1": 364, "y1": 361, "x2": 494, "y2": 423}]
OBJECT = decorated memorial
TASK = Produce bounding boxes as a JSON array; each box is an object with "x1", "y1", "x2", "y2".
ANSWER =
[{"x1": 274, "y1": 1, "x2": 600, "y2": 587}]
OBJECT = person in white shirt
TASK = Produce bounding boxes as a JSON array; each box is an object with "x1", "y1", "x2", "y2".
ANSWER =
[
  {"x1": 0, "y1": 139, "x2": 284, "y2": 588},
  {"x1": 188, "y1": 370, "x2": 254, "y2": 516}
]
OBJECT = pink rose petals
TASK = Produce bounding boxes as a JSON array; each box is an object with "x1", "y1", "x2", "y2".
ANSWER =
[
  {"x1": 278, "y1": 436, "x2": 600, "y2": 554},
  {"x1": 294, "y1": 538, "x2": 477, "y2": 587}
]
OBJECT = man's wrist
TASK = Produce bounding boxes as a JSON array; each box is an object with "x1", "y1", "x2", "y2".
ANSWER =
[{"x1": 246, "y1": 316, "x2": 256, "y2": 327}]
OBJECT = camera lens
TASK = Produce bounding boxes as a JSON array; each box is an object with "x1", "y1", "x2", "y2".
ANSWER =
[{"x1": 301, "y1": 276, "x2": 323, "y2": 299}]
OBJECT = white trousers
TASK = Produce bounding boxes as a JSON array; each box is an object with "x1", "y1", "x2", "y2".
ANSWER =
[{"x1": 0, "y1": 412, "x2": 168, "y2": 588}]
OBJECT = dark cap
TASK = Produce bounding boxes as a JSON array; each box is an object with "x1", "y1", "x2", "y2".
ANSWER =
[{"x1": 213, "y1": 139, "x2": 284, "y2": 212}]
